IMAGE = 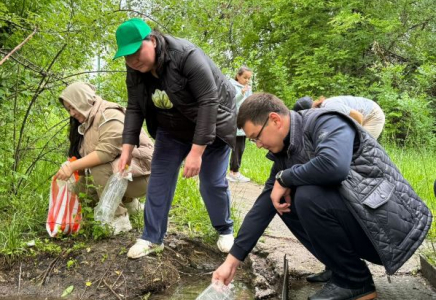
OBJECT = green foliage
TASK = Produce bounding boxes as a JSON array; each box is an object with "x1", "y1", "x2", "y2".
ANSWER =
[
  {"x1": 0, "y1": 0, "x2": 435, "y2": 256},
  {"x1": 170, "y1": 173, "x2": 241, "y2": 244},
  {"x1": 240, "y1": 142, "x2": 272, "y2": 185}
]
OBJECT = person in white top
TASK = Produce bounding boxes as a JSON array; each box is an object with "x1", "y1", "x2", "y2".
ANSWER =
[
  {"x1": 293, "y1": 95, "x2": 385, "y2": 139},
  {"x1": 227, "y1": 66, "x2": 253, "y2": 183}
]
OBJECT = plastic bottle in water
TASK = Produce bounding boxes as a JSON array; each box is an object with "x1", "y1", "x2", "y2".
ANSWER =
[{"x1": 196, "y1": 281, "x2": 233, "y2": 300}]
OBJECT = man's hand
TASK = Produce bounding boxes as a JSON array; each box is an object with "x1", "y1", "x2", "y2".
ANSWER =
[
  {"x1": 183, "y1": 144, "x2": 206, "y2": 178},
  {"x1": 270, "y1": 180, "x2": 292, "y2": 215},
  {"x1": 212, "y1": 254, "x2": 241, "y2": 286}
]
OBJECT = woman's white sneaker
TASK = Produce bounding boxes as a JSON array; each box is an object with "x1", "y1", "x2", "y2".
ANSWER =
[
  {"x1": 110, "y1": 214, "x2": 132, "y2": 235},
  {"x1": 123, "y1": 198, "x2": 145, "y2": 215},
  {"x1": 226, "y1": 172, "x2": 250, "y2": 183},
  {"x1": 127, "y1": 238, "x2": 164, "y2": 259}
]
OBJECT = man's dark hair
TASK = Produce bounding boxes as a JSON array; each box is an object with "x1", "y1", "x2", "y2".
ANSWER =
[
  {"x1": 292, "y1": 96, "x2": 313, "y2": 111},
  {"x1": 237, "y1": 92, "x2": 289, "y2": 129}
]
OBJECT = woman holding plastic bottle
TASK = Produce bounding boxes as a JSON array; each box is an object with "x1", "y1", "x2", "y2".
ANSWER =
[
  {"x1": 113, "y1": 18, "x2": 237, "y2": 258},
  {"x1": 55, "y1": 82, "x2": 154, "y2": 234}
]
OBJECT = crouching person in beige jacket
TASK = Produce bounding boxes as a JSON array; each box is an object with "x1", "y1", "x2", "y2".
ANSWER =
[{"x1": 55, "y1": 82, "x2": 154, "y2": 234}]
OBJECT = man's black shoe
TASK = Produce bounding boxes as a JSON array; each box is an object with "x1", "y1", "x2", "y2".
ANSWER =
[
  {"x1": 306, "y1": 269, "x2": 332, "y2": 283},
  {"x1": 308, "y1": 281, "x2": 377, "y2": 300}
]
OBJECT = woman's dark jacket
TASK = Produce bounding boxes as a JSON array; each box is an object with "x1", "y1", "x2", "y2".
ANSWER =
[{"x1": 122, "y1": 35, "x2": 236, "y2": 148}]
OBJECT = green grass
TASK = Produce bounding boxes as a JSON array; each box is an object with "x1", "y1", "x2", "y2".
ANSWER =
[
  {"x1": 238, "y1": 141, "x2": 273, "y2": 185},
  {"x1": 383, "y1": 144, "x2": 436, "y2": 241},
  {"x1": 170, "y1": 173, "x2": 242, "y2": 244},
  {"x1": 0, "y1": 142, "x2": 434, "y2": 258}
]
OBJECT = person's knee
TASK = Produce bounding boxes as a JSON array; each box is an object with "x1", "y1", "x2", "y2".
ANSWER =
[
  {"x1": 294, "y1": 185, "x2": 327, "y2": 215},
  {"x1": 294, "y1": 186, "x2": 317, "y2": 208}
]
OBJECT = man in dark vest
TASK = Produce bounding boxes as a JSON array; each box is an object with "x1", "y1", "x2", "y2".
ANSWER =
[{"x1": 212, "y1": 93, "x2": 432, "y2": 300}]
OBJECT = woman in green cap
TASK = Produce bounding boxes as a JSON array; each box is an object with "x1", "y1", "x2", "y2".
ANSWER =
[{"x1": 113, "y1": 18, "x2": 237, "y2": 258}]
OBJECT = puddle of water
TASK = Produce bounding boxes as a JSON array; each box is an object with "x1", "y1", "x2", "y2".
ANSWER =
[
  {"x1": 0, "y1": 297, "x2": 64, "y2": 300},
  {"x1": 150, "y1": 276, "x2": 255, "y2": 300}
]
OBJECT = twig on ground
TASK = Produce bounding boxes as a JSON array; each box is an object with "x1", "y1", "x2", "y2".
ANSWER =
[
  {"x1": 96, "y1": 262, "x2": 113, "y2": 289},
  {"x1": 103, "y1": 279, "x2": 123, "y2": 300},
  {"x1": 18, "y1": 263, "x2": 22, "y2": 293},
  {"x1": 79, "y1": 285, "x2": 88, "y2": 300},
  {"x1": 37, "y1": 254, "x2": 61, "y2": 286},
  {"x1": 122, "y1": 273, "x2": 127, "y2": 299},
  {"x1": 111, "y1": 271, "x2": 123, "y2": 289}
]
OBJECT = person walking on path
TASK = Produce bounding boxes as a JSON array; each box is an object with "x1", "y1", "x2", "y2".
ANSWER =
[
  {"x1": 212, "y1": 93, "x2": 432, "y2": 300},
  {"x1": 293, "y1": 95, "x2": 385, "y2": 139},
  {"x1": 113, "y1": 18, "x2": 237, "y2": 258},
  {"x1": 227, "y1": 66, "x2": 253, "y2": 183},
  {"x1": 56, "y1": 82, "x2": 153, "y2": 234}
]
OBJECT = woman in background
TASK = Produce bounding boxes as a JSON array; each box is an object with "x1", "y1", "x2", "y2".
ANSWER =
[{"x1": 227, "y1": 66, "x2": 253, "y2": 183}]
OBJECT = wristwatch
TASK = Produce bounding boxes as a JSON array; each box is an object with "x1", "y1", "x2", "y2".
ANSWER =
[{"x1": 275, "y1": 170, "x2": 286, "y2": 187}]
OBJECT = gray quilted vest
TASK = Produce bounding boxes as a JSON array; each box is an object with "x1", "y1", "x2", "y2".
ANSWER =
[{"x1": 298, "y1": 109, "x2": 433, "y2": 274}]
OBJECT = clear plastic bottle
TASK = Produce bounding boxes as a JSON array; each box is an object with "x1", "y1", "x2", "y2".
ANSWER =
[
  {"x1": 196, "y1": 281, "x2": 233, "y2": 300},
  {"x1": 94, "y1": 171, "x2": 132, "y2": 224}
]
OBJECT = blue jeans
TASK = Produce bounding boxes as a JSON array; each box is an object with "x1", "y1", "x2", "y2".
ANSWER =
[{"x1": 141, "y1": 128, "x2": 233, "y2": 244}]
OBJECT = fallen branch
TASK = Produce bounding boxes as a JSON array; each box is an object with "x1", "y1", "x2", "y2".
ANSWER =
[
  {"x1": 103, "y1": 279, "x2": 123, "y2": 300},
  {"x1": 96, "y1": 262, "x2": 113, "y2": 289},
  {"x1": 37, "y1": 254, "x2": 61, "y2": 286},
  {"x1": 111, "y1": 271, "x2": 123, "y2": 289},
  {"x1": 18, "y1": 263, "x2": 22, "y2": 293},
  {"x1": 0, "y1": 27, "x2": 38, "y2": 66}
]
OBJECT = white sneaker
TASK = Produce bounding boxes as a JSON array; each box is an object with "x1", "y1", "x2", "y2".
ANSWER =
[
  {"x1": 110, "y1": 214, "x2": 132, "y2": 235},
  {"x1": 127, "y1": 238, "x2": 164, "y2": 259},
  {"x1": 124, "y1": 198, "x2": 144, "y2": 215},
  {"x1": 217, "y1": 234, "x2": 234, "y2": 253},
  {"x1": 227, "y1": 172, "x2": 250, "y2": 183}
]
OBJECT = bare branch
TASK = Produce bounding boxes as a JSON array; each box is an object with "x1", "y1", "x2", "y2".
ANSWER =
[
  {"x1": 111, "y1": 9, "x2": 171, "y2": 32},
  {"x1": 13, "y1": 44, "x2": 67, "y2": 174},
  {"x1": 0, "y1": 49, "x2": 48, "y2": 76},
  {"x1": 60, "y1": 70, "x2": 126, "y2": 80},
  {"x1": 0, "y1": 27, "x2": 38, "y2": 66}
]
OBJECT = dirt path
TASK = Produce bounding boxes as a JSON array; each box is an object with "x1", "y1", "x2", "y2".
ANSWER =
[{"x1": 228, "y1": 180, "x2": 436, "y2": 299}]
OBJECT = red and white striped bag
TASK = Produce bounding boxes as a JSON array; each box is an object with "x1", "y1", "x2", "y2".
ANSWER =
[{"x1": 46, "y1": 159, "x2": 82, "y2": 237}]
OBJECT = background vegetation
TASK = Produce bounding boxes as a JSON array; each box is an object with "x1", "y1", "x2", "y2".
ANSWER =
[{"x1": 0, "y1": 0, "x2": 435, "y2": 256}]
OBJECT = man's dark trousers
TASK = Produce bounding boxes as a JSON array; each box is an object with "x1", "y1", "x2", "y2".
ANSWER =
[{"x1": 280, "y1": 185, "x2": 382, "y2": 288}]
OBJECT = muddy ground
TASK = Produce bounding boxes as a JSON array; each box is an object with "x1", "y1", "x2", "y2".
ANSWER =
[
  {"x1": 0, "y1": 231, "x2": 255, "y2": 300},
  {"x1": 1, "y1": 181, "x2": 435, "y2": 300}
]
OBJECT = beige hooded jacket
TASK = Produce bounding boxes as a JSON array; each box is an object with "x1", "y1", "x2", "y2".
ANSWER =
[{"x1": 59, "y1": 82, "x2": 153, "y2": 176}]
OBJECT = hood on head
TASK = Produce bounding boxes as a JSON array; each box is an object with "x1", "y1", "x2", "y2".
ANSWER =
[{"x1": 59, "y1": 82, "x2": 98, "y2": 120}]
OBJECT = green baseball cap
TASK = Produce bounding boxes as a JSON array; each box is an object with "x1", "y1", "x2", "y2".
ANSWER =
[{"x1": 113, "y1": 18, "x2": 152, "y2": 60}]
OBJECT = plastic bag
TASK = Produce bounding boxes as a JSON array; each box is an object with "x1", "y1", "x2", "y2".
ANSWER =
[
  {"x1": 94, "y1": 170, "x2": 132, "y2": 224},
  {"x1": 46, "y1": 158, "x2": 81, "y2": 237},
  {"x1": 196, "y1": 281, "x2": 234, "y2": 300}
]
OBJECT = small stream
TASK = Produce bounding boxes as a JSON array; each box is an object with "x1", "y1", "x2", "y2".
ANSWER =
[{"x1": 150, "y1": 276, "x2": 255, "y2": 300}]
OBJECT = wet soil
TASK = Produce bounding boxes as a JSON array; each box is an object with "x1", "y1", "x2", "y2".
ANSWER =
[
  {"x1": 0, "y1": 232, "x2": 252, "y2": 300},
  {"x1": 1, "y1": 181, "x2": 434, "y2": 300}
]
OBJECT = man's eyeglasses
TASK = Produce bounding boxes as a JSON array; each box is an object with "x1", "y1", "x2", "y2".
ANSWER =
[{"x1": 249, "y1": 115, "x2": 269, "y2": 143}]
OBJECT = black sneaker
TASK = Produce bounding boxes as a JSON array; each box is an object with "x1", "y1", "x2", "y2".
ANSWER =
[
  {"x1": 308, "y1": 281, "x2": 377, "y2": 300},
  {"x1": 307, "y1": 268, "x2": 332, "y2": 283}
]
